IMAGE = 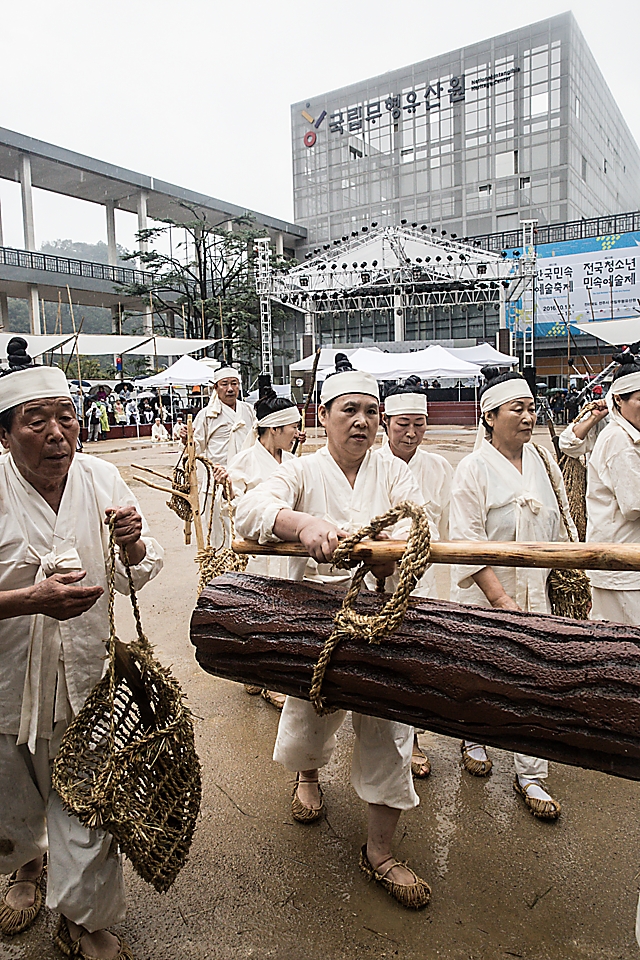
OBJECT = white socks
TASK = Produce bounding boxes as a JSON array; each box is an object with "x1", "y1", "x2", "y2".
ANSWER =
[
  {"x1": 463, "y1": 742, "x2": 488, "y2": 763},
  {"x1": 518, "y1": 776, "x2": 553, "y2": 802}
]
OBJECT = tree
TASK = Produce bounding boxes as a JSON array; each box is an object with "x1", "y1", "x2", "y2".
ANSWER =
[{"x1": 119, "y1": 204, "x2": 296, "y2": 384}]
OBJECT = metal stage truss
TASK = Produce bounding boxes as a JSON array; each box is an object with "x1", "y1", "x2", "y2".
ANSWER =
[{"x1": 255, "y1": 226, "x2": 535, "y2": 363}]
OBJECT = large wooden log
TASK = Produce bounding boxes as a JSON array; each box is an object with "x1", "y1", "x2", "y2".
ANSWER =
[{"x1": 191, "y1": 572, "x2": 640, "y2": 781}]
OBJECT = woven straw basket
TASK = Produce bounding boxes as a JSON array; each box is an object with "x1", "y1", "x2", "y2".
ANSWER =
[{"x1": 52, "y1": 521, "x2": 201, "y2": 894}]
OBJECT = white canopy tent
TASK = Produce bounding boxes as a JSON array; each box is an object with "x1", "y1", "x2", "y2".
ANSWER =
[
  {"x1": 572, "y1": 318, "x2": 640, "y2": 346},
  {"x1": 446, "y1": 343, "x2": 518, "y2": 367},
  {"x1": 0, "y1": 332, "x2": 216, "y2": 359},
  {"x1": 135, "y1": 354, "x2": 218, "y2": 387},
  {"x1": 315, "y1": 345, "x2": 481, "y2": 382}
]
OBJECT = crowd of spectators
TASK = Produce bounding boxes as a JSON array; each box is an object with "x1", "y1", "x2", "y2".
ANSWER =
[{"x1": 71, "y1": 383, "x2": 203, "y2": 443}]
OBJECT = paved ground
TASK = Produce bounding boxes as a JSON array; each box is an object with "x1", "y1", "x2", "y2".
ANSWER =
[{"x1": 3, "y1": 427, "x2": 640, "y2": 960}]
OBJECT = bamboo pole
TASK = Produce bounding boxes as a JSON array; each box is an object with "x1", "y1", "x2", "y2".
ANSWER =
[
  {"x1": 232, "y1": 538, "x2": 640, "y2": 572},
  {"x1": 66, "y1": 286, "x2": 83, "y2": 397},
  {"x1": 185, "y1": 415, "x2": 205, "y2": 552},
  {"x1": 293, "y1": 345, "x2": 321, "y2": 455}
]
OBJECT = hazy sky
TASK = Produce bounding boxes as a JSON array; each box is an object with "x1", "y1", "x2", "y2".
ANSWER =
[{"x1": 0, "y1": 0, "x2": 638, "y2": 252}]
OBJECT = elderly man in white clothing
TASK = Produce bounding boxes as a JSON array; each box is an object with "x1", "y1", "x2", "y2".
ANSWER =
[
  {"x1": 235, "y1": 355, "x2": 432, "y2": 910},
  {"x1": 379, "y1": 376, "x2": 453, "y2": 780},
  {"x1": 583, "y1": 353, "x2": 640, "y2": 948},
  {"x1": 183, "y1": 366, "x2": 255, "y2": 466},
  {"x1": 0, "y1": 338, "x2": 163, "y2": 959},
  {"x1": 449, "y1": 366, "x2": 576, "y2": 822}
]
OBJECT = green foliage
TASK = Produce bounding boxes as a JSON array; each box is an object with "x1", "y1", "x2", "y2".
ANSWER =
[
  {"x1": 40, "y1": 239, "x2": 131, "y2": 266},
  {"x1": 120, "y1": 205, "x2": 297, "y2": 383}
]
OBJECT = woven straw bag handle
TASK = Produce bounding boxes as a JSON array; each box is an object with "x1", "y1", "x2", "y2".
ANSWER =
[{"x1": 532, "y1": 443, "x2": 575, "y2": 544}]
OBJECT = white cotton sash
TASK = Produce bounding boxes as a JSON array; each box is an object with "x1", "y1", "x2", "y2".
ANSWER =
[{"x1": 17, "y1": 545, "x2": 83, "y2": 753}]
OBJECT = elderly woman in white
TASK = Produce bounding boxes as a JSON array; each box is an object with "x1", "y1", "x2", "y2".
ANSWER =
[
  {"x1": 379, "y1": 376, "x2": 453, "y2": 779},
  {"x1": 449, "y1": 367, "x2": 576, "y2": 821},
  {"x1": 235, "y1": 356, "x2": 432, "y2": 910},
  {"x1": 228, "y1": 388, "x2": 302, "y2": 709},
  {"x1": 0, "y1": 338, "x2": 163, "y2": 960}
]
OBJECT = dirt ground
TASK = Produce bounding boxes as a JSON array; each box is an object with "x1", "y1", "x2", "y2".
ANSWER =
[{"x1": 3, "y1": 427, "x2": 640, "y2": 960}]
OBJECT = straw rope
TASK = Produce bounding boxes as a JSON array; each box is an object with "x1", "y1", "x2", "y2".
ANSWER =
[
  {"x1": 533, "y1": 443, "x2": 592, "y2": 620},
  {"x1": 195, "y1": 471, "x2": 247, "y2": 595},
  {"x1": 555, "y1": 402, "x2": 601, "y2": 542},
  {"x1": 309, "y1": 501, "x2": 431, "y2": 715},
  {"x1": 52, "y1": 517, "x2": 201, "y2": 893}
]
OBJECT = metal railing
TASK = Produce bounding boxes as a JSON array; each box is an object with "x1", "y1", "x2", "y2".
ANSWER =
[
  {"x1": 472, "y1": 210, "x2": 640, "y2": 253},
  {"x1": 0, "y1": 246, "x2": 153, "y2": 287}
]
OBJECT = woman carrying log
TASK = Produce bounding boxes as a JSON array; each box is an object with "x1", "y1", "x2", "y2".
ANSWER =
[
  {"x1": 235, "y1": 355, "x2": 433, "y2": 909},
  {"x1": 587, "y1": 352, "x2": 640, "y2": 625},
  {"x1": 228, "y1": 387, "x2": 303, "y2": 710},
  {"x1": 449, "y1": 366, "x2": 577, "y2": 820},
  {"x1": 379, "y1": 375, "x2": 453, "y2": 780},
  {"x1": 585, "y1": 352, "x2": 640, "y2": 947}
]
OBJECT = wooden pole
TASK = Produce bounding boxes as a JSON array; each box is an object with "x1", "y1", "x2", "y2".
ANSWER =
[
  {"x1": 66, "y1": 286, "x2": 83, "y2": 399},
  {"x1": 292, "y1": 346, "x2": 321, "y2": 455},
  {"x1": 232, "y1": 537, "x2": 640, "y2": 572},
  {"x1": 185, "y1": 415, "x2": 205, "y2": 552}
]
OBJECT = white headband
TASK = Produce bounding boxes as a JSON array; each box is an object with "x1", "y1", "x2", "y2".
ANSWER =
[
  {"x1": 243, "y1": 405, "x2": 301, "y2": 449},
  {"x1": 610, "y1": 371, "x2": 640, "y2": 397},
  {"x1": 320, "y1": 370, "x2": 379, "y2": 404},
  {"x1": 0, "y1": 366, "x2": 72, "y2": 415},
  {"x1": 385, "y1": 392, "x2": 427, "y2": 417},
  {"x1": 213, "y1": 366, "x2": 240, "y2": 383},
  {"x1": 475, "y1": 378, "x2": 534, "y2": 450},
  {"x1": 480, "y1": 378, "x2": 533, "y2": 413}
]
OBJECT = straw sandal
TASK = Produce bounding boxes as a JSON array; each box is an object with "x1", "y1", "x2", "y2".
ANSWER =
[
  {"x1": 411, "y1": 740, "x2": 431, "y2": 778},
  {"x1": 513, "y1": 778, "x2": 561, "y2": 821},
  {"x1": 261, "y1": 689, "x2": 286, "y2": 710},
  {"x1": 54, "y1": 915, "x2": 134, "y2": 959},
  {"x1": 0, "y1": 860, "x2": 46, "y2": 935},
  {"x1": 291, "y1": 774, "x2": 324, "y2": 823},
  {"x1": 460, "y1": 741, "x2": 493, "y2": 777},
  {"x1": 359, "y1": 845, "x2": 431, "y2": 910},
  {"x1": 244, "y1": 683, "x2": 262, "y2": 695}
]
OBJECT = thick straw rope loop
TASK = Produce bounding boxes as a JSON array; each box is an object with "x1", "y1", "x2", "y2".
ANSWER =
[
  {"x1": 195, "y1": 473, "x2": 247, "y2": 595},
  {"x1": 309, "y1": 501, "x2": 431, "y2": 715},
  {"x1": 555, "y1": 401, "x2": 601, "y2": 542}
]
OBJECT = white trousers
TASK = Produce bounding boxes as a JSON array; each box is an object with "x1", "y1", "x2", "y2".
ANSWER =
[
  {"x1": 273, "y1": 697, "x2": 419, "y2": 811},
  {"x1": 591, "y1": 587, "x2": 640, "y2": 626},
  {"x1": 464, "y1": 742, "x2": 548, "y2": 780},
  {"x1": 0, "y1": 729, "x2": 126, "y2": 933}
]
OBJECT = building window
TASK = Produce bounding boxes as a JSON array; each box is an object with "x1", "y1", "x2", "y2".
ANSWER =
[
  {"x1": 479, "y1": 184, "x2": 492, "y2": 193},
  {"x1": 349, "y1": 145, "x2": 363, "y2": 160},
  {"x1": 520, "y1": 176, "x2": 531, "y2": 189},
  {"x1": 495, "y1": 151, "x2": 516, "y2": 178},
  {"x1": 575, "y1": 96, "x2": 580, "y2": 119},
  {"x1": 581, "y1": 156, "x2": 587, "y2": 181},
  {"x1": 603, "y1": 158, "x2": 608, "y2": 174},
  {"x1": 531, "y1": 91, "x2": 549, "y2": 116}
]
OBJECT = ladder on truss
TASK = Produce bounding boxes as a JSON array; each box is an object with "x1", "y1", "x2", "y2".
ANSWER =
[
  {"x1": 520, "y1": 220, "x2": 537, "y2": 370},
  {"x1": 255, "y1": 237, "x2": 273, "y2": 377}
]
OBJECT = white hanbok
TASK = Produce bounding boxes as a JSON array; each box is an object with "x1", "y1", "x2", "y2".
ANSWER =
[
  {"x1": 236, "y1": 446, "x2": 425, "y2": 810},
  {"x1": 377, "y1": 444, "x2": 452, "y2": 599},
  {"x1": 449, "y1": 439, "x2": 576, "y2": 780},
  {"x1": 558, "y1": 411, "x2": 607, "y2": 462},
  {"x1": 228, "y1": 441, "x2": 294, "y2": 579},
  {"x1": 193, "y1": 395, "x2": 255, "y2": 465},
  {"x1": 0, "y1": 452, "x2": 163, "y2": 931},
  {"x1": 586, "y1": 413, "x2": 640, "y2": 624}
]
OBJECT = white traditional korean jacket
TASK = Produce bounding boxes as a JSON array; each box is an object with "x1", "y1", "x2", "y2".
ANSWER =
[
  {"x1": 587, "y1": 414, "x2": 640, "y2": 593},
  {"x1": 235, "y1": 445, "x2": 425, "y2": 583},
  {"x1": 228, "y1": 442, "x2": 295, "y2": 579},
  {"x1": 0, "y1": 453, "x2": 163, "y2": 751},
  {"x1": 377, "y1": 444, "x2": 451, "y2": 598},
  {"x1": 449, "y1": 440, "x2": 575, "y2": 614},
  {"x1": 192, "y1": 396, "x2": 255, "y2": 465}
]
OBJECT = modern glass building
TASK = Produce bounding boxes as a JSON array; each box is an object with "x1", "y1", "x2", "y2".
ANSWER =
[{"x1": 291, "y1": 12, "x2": 640, "y2": 251}]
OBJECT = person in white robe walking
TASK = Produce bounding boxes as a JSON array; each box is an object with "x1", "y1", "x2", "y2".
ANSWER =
[
  {"x1": 235, "y1": 355, "x2": 432, "y2": 909},
  {"x1": 449, "y1": 366, "x2": 576, "y2": 821},
  {"x1": 228, "y1": 387, "x2": 302, "y2": 709},
  {"x1": 378, "y1": 376, "x2": 453, "y2": 779},
  {"x1": 0, "y1": 338, "x2": 163, "y2": 960}
]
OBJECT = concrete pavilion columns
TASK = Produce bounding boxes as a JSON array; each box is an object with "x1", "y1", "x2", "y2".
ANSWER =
[
  {"x1": 137, "y1": 190, "x2": 152, "y2": 337},
  {"x1": 20, "y1": 154, "x2": 41, "y2": 335},
  {"x1": 0, "y1": 193, "x2": 8, "y2": 329}
]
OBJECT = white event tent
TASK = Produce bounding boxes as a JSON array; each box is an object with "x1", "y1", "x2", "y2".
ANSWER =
[
  {"x1": 572, "y1": 318, "x2": 640, "y2": 346},
  {"x1": 315, "y1": 345, "x2": 481, "y2": 381},
  {"x1": 136, "y1": 354, "x2": 218, "y2": 387},
  {"x1": 0, "y1": 332, "x2": 216, "y2": 359},
  {"x1": 446, "y1": 343, "x2": 518, "y2": 367}
]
